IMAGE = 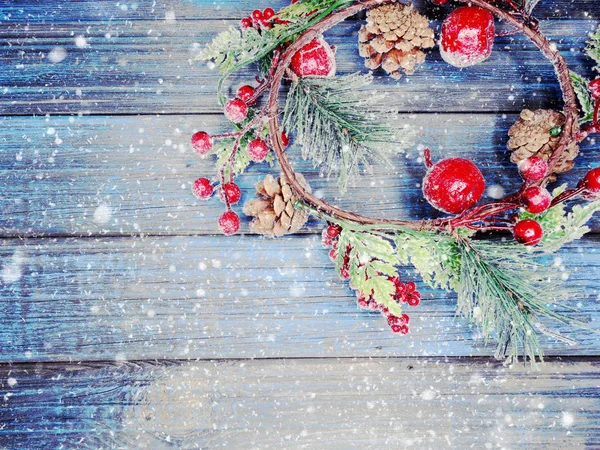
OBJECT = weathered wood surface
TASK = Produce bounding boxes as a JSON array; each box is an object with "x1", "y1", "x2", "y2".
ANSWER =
[
  {"x1": 1, "y1": 235, "x2": 599, "y2": 363},
  {"x1": 2, "y1": 358, "x2": 600, "y2": 449},
  {"x1": 1, "y1": 20, "x2": 598, "y2": 115},
  {"x1": 1, "y1": 113, "x2": 599, "y2": 237}
]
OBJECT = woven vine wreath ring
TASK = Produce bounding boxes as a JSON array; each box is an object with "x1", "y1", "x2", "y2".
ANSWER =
[{"x1": 193, "y1": 0, "x2": 600, "y2": 363}]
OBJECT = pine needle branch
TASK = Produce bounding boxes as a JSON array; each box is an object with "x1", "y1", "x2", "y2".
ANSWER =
[
  {"x1": 283, "y1": 73, "x2": 413, "y2": 193},
  {"x1": 570, "y1": 71, "x2": 595, "y2": 123},
  {"x1": 587, "y1": 24, "x2": 600, "y2": 72}
]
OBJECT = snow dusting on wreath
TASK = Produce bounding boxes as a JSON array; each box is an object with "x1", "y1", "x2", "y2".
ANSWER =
[{"x1": 193, "y1": 0, "x2": 600, "y2": 364}]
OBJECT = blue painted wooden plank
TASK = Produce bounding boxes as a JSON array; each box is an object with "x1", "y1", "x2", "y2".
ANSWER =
[
  {"x1": 0, "y1": 19, "x2": 597, "y2": 115},
  {"x1": 0, "y1": 235, "x2": 599, "y2": 362},
  {"x1": 0, "y1": 113, "x2": 598, "y2": 237},
  {"x1": 1, "y1": 358, "x2": 600, "y2": 448},
  {"x1": 0, "y1": 0, "x2": 596, "y2": 22}
]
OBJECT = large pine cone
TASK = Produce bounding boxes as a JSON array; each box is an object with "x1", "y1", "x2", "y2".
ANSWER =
[
  {"x1": 507, "y1": 109, "x2": 579, "y2": 181},
  {"x1": 242, "y1": 173, "x2": 311, "y2": 238},
  {"x1": 358, "y1": 3, "x2": 435, "y2": 79}
]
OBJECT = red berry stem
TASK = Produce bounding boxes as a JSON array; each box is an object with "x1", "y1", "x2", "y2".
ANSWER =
[
  {"x1": 550, "y1": 185, "x2": 586, "y2": 207},
  {"x1": 423, "y1": 148, "x2": 433, "y2": 169}
]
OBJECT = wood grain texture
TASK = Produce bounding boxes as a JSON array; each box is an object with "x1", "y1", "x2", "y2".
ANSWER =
[
  {"x1": 0, "y1": 0, "x2": 595, "y2": 22},
  {"x1": 1, "y1": 19, "x2": 598, "y2": 115},
  {"x1": 1, "y1": 235, "x2": 599, "y2": 363},
  {"x1": 1, "y1": 113, "x2": 598, "y2": 237},
  {"x1": 2, "y1": 358, "x2": 600, "y2": 449}
]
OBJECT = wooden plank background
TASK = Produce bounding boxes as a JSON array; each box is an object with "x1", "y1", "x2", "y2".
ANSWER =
[{"x1": 1, "y1": 0, "x2": 600, "y2": 448}]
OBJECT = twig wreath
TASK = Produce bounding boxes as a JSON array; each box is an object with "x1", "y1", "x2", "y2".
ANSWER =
[{"x1": 195, "y1": 0, "x2": 600, "y2": 363}]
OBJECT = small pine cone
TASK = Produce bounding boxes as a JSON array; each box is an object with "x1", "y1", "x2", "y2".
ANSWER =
[
  {"x1": 507, "y1": 109, "x2": 579, "y2": 181},
  {"x1": 242, "y1": 173, "x2": 311, "y2": 238},
  {"x1": 358, "y1": 3, "x2": 434, "y2": 79}
]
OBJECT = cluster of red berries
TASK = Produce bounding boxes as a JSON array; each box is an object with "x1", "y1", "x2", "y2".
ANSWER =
[
  {"x1": 192, "y1": 176, "x2": 242, "y2": 235},
  {"x1": 322, "y1": 224, "x2": 420, "y2": 335},
  {"x1": 240, "y1": 8, "x2": 287, "y2": 29}
]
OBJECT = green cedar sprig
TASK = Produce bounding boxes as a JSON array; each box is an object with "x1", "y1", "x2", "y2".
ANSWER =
[
  {"x1": 570, "y1": 71, "x2": 595, "y2": 123},
  {"x1": 282, "y1": 73, "x2": 413, "y2": 193},
  {"x1": 586, "y1": 24, "x2": 600, "y2": 71}
]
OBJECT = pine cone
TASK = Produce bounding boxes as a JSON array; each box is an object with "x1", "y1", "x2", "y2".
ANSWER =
[
  {"x1": 242, "y1": 173, "x2": 311, "y2": 238},
  {"x1": 507, "y1": 109, "x2": 579, "y2": 181},
  {"x1": 358, "y1": 3, "x2": 434, "y2": 79}
]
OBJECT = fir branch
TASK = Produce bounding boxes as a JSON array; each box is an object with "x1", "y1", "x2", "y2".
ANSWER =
[
  {"x1": 282, "y1": 73, "x2": 413, "y2": 192},
  {"x1": 587, "y1": 24, "x2": 600, "y2": 72},
  {"x1": 455, "y1": 238, "x2": 576, "y2": 363},
  {"x1": 570, "y1": 71, "x2": 595, "y2": 123},
  {"x1": 336, "y1": 229, "x2": 403, "y2": 317}
]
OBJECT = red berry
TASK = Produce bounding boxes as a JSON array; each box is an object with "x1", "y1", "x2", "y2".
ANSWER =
[
  {"x1": 192, "y1": 177, "x2": 213, "y2": 199},
  {"x1": 240, "y1": 17, "x2": 252, "y2": 28},
  {"x1": 440, "y1": 6, "x2": 495, "y2": 68},
  {"x1": 357, "y1": 296, "x2": 369, "y2": 309},
  {"x1": 236, "y1": 85, "x2": 255, "y2": 103},
  {"x1": 399, "y1": 325, "x2": 409, "y2": 335},
  {"x1": 247, "y1": 138, "x2": 269, "y2": 162},
  {"x1": 518, "y1": 156, "x2": 548, "y2": 182},
  {"x1": 423, "y1": 157, "x2": 486, "y2": 214},
  {"x1": 514, "y1": 219, "x2": 543, "y2": 246},
  {"x1": 405, "y1": 281, "x2": 416, "y2": 293},
  {"x1": 431, "y1": 0, "x2": 448, "y2": 4},
  {"x1": 521, "y1": 186, "x2": 551, "y2": 214},
  {"x1": 218, "y1": 211, "x2": 240, "y2": 235},
  {"x1": 191, "y1": 131, "x2": 213, "y2": 156},
  {"x1": 580, "y1": 167, "x2": 600, "y2": 194},
  {"x1": 589, "y1": 79, "x2": 600, "y2": 100},
  {"x1": 400, "y1": 314, "x2": 410, "y2": 325},
  {"x1": 290, "y1": 37, "x2": 336, "y2": 78},
  {"x1": 263, "y1": 8, "x2": 275, "y2": 20},
  {"x1": 407, "y1": 294, "x2": 420, "y2": 307},
  {"x1": 329, "y1": 248, "x2": 337, "y2": 261},
  {"x1": 327, "y1": 224, "x2": 341, "y2": 238},
  {"x1": 391, "y1": 324, "x2": 402, "y2": 333},
  {"x1": 397, "y1": 293, "x2": 408, "y2": 303},
  {"x1": 224, "y1": 98, "x2": 248, "y2": 124},
  {"x1": 221, "y1": 182, "x2": 241, "y2": 205},
  {"x1": 340, "y1": 266, "x2": 350, "y2": 279},
  {"x1": 281, "y1": 131, "x2": 290, "y2": 147},
  {"x1": 252, "y1": 9, "x2": 263, "y2": 21}
]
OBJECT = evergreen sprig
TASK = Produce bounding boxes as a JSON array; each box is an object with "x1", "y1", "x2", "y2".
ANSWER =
[
  {"x1": 570, "y1": 71, "x2": 595, "y2": 123},
  {"x1": 282, "y1": 73, "x2": 413, "y2": 192}
]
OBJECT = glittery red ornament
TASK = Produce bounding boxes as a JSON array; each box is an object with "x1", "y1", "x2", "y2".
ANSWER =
[
  {"x1": 290, "y1": 37, "x2": 336, "y2": 78},
  {"x1": 440, "y1": 6, "x2": 495, "y2": 68},
  {"x1": 422, "y1": 157, "x2": 486, "y2": 214}
]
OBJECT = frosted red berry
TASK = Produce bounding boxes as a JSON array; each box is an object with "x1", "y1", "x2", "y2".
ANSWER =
[
  {"x1": 518, "y1": 156, "x2": 548, "y2": 182},
  {"x1": 248, "y1": 138, "x2": 269, "y2": 162},
  {"x1": 521, "y1": 186, "x2": 551, "y2": 214},
  {"x1": 281, "y1": 131, "x2": 290, "y2": 147},
  {"x1": 431, "y1": 0, "x2": 448, "y2": 4},
  {"x1": 290, "y1": 37, "x2": 336, "y2": 78},
  {"x1": 252, "y1": 9, "x2": 263, "y2": 21},
  {"x1": 224, "y1": 98, "x2": 248, "y2": 124},
  {"x1": 400, "y1": 314, "x2": 410, "y2": 325},
  {"x1": 407, "y1": 292, "x2": 421, "y2": 307},
  {"x1": 589, "y1": 79, "x2": 600, "y2": 100},
  {"x1": 240, "y1": 17, "x2": 252, "y2": 28},
  {"x1": 405, "y1": 281, "x2": 416, "y2": 293},
  {"x1": 218, "y1": 211, "x2": 240, "y2": 235},
  {"x1": 580, "y1": 167, "x2": 600, "y2": 194},
  {"x1": 327, "y1": 224, "x2": 341, "y2": 238},
  {"x1": 440, "y1": 6, "x2": 495, "y2": 68},
  {"x1": 221, "y1": 182, "x2": 241, "y2": 205},
  {"x1": 423, "y1": 157, "x2": 486, "y2": 214},
  {"x1": 263, "y1": 8, "x2": 275, "y2": 20},
  {"x1": 237, "y1": 85, "x2": 255, "y2": 103},
  {"x1": 514, "y1": 219, "x2": 543, "y2": 246},
  {"x1": 192, "y1": 177, "x2": 213, "y2": 199},
  {"x1": 191, "y1": 131, "x2": 213, "y2": 156}
]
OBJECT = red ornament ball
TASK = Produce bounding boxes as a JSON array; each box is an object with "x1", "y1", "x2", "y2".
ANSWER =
[
  {"x1": 423, "y1": 157, "x2": 486, "y2": 214},
  {"x1": 192, "y1": 177, "x2": 213, "y2": 199},
  {"x1": 248, "y1": 138, "x2": 269, "y2": 162},
  {"x1": 218, "y1": 211, "x2": 240, "y2": 235},
  {"x1": 224, "y1": 98, "x2": 248, "y2": 123},
  {"x1": 290, "y1": 37, "x2": 336, "y2": 78},
  {"x1": 518, "y1": 156, "x2": 548, "y2": 182},
  {"x1": 589, "y1": 79, "x2": 600, "y2": 100},
  {"x1": 513, "y1": 219, "x2": 543, "y2": 246},
  {"x1": 191, "y1": 131, "x2": 213, "y2": 156},
  {"x1": 440, "y1": 6, "x2": 495, "y2": 68},
  {"x1": 221, "y1": 182, "x2": 242, "y2": 205},
  {"x1": 580, "y1": 167, "x2": 600, "y2": 195},
  {"x1": 237, "y1": 85, "x2": 255, "y2": 103},
  {"x1": 521, "y1": 186, "x2": 551, "y2": 214}
]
